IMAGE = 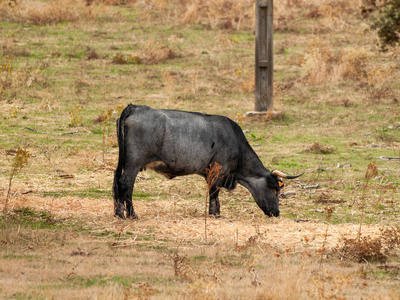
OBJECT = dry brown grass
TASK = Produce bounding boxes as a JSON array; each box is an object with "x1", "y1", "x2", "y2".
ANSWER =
[
  {"x1": 300, "y1": 38, "x2": 393, "y2": 86},
  {"x1": 0, "y1": 0, "x2": 122, "y2": 25},
  {"x1": 1, "y1": 191, "x2": 398, "y2": 299},
  {"x1": 0, "y1": 189, "x2": 386, "y2": 252},
  {"x1": 17, "y1": 0, "x2": 100, "y2": 25},
  {"x1": 177, "y1": 0, "x2": 255, "y2": 30}
]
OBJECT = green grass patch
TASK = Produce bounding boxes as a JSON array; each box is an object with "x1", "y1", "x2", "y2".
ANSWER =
[{"x1": 0, "y1": 207, "x2": 60, "y2": 230}]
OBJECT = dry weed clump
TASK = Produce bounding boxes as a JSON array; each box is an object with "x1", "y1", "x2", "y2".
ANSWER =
[
  {"x1": 4, "y1": 148, "x2": 30, "y2": 212},
  {"x1": 204, "y1": 162, "x2": 223, "y2": 241},
  {"x1": 141, "y1": 41, "x2": 177, "y2": 64},
  {"x1": 318, "y1": 4, "x2": 343, "y2": 30},
  {"x1": 69, "y1": 104, "x2": 84, "y2": 127},
  {"x1": 337, "y1": 227, "x2": 400, "y2": 262},
  {"x1": 182, "y1": 0, "x2": 254, "y2": 30},
  {"x1": 368, "y1": 86, "x2": 396, "y2": 102},
  {"x1": 13, "y1": 0, "x2": 100, "y2": 25},
  {"x1": 364, "y1": 65, "x2": 393, "y2": 88},
  {"x1": 170, "y1": 252, "x2": 224, "y2": 284},
  {"x1": 274, "y1": 0, "x2": 358, "y2": 32},
  {"x1": 301, "y1": 38, "x2": 337, "y2": 85},
  {"x1": 339, "y1": 48, "x2": 374, "y2": 79},
  {"x1": 302, "y1": 39, "x2": 378, "y2": 85},
  {"x1": 274, "y1": 0, "x2": 310, "y2": 31},
  {"x1": 173, "y1": 0, "x2": 255, "y2": 30},
  {"x1": 112, "y1": 42, "x2": 176, "y2": 65},
  {"x1": 304, "y1": 142, "x2": 335, "y2": 154},
  {"x1": 86, "y1": 47, "x2": 99, "y2": 60},
  {"x1": 170, "y1": 252, "x2": 199, "y2": 281}
]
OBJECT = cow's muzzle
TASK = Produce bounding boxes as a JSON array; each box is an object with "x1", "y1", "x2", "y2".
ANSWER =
[{"x1": 265, "y1": 210, "x2": 279, "y2": 217}]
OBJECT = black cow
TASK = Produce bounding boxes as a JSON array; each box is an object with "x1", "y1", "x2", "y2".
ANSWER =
[{"x1": 113, "y1": 105, "x2": 302, "y2": 219}]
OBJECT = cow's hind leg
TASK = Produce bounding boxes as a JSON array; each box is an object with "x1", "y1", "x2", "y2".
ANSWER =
[
  {"x1": 209, "y1": 185, "x2": 221, "y2": 216},
  {"x1": 117, "y1": 167, "x2": 140, "y2": 219}
]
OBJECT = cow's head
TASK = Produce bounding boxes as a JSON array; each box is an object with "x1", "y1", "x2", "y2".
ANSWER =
[{"x1": 251, "y1": 170, "x2": 303, "y2": 217}]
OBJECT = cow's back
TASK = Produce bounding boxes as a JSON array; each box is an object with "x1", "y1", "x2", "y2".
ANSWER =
[{"x1": 122, "y1": 105, "x2": 244, "y2": 176}]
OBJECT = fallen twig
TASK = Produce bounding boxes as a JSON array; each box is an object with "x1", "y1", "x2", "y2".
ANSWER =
[
  {"x1": 280, "y1": 191, "x2": 296, "y2": 198},
  {"x1": 302, "y1": 184, "x2": 320, "y2": 189},
  {"x1": 24, "y1": 127, "x2": 79, "y2": 136},
  {"x1": 376, "y1": 156, "x2": 400, "y2": 161}
]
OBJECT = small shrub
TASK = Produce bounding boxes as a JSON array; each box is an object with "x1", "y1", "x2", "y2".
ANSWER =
[{"x1": 370, "y1": 0, "x2": 400, "y2": 50}]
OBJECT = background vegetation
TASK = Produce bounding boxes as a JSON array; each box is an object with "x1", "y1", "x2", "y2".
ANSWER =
[{"x1": 0, "y1": 0, "x2": 399, "y2": 298}]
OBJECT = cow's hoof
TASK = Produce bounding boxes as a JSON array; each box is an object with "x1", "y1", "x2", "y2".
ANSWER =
[
  {"x1": 114, "y1": 213, "x2": 126, "y2": 220},
  {"x1": 210, "y1": 213, "x2": 221, "y2": 218},
  {"x1": 127, "y1": 214, "x2": 138, "y2": 220},
  {"x1": 209, "y1": 211, "x2": 221, "y2": 217}
]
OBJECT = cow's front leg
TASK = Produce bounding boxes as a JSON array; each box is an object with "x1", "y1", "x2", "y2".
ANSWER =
[
  {"x1": 114, "y1": 200, "x2": 125, "y2": 219},
  {"x1": 117, "y1": 168, "x2": 139, "y2": 219},
  {"x1": 209, "y1": 185, "x2": 221, "y2": 216}
]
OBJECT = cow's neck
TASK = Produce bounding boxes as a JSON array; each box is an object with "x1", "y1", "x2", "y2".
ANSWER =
[{"x1": 239, "y1": 146, "x2": 269, "y2": 179}]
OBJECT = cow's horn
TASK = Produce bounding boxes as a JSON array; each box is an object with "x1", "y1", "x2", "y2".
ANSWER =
[{"x1": 272, "y1": 170, "x2": 304, "y2": 179}]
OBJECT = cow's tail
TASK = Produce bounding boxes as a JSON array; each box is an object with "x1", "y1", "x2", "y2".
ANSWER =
[{"x1": 113, "y1": 104, "x2": 137, "y2": 214}]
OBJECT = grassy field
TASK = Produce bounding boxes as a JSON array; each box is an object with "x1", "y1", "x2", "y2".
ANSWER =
[{"x1": 1, "y1": 0, "x2": 400, "y2": 298}]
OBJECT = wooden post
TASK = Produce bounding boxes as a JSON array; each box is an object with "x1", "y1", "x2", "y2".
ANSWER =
[{"x1": 255, "y1": 0, "x2": 273, "y2": 112}]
